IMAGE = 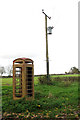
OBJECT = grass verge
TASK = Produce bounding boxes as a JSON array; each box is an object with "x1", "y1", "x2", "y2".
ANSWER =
[{"x1": 2, "y1": 76, "x2": 79, "y2": 119}]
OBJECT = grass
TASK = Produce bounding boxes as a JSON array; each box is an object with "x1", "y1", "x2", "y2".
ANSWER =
[
  {"x1": 51, "y1": 74, "x2": 80, "y2": 77},
  {"x1": 2, "y1": 78, "x2": 13, "y2": 86},
  {"x1": 2, "y1": 75, "x2": 80, "y2": 119},
  {"x1": 2, "y1": 77, "x2": 38, "y2": 86},
  {"x1": 1, "y1": 74, "x2": 80, "y2": 86}
]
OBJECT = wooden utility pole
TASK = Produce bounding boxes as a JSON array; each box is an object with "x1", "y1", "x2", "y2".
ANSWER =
[{"x1": 42, "y1": 10, "x2": 51, "y2": 81}]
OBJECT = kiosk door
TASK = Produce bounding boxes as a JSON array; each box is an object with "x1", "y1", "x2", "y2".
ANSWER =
[
  {"x1": 26, "y1": 67, "x2": 33, "y2": 97},
  {"x1": 15, "y1": 67, "x2": 22, "y2": 97}
]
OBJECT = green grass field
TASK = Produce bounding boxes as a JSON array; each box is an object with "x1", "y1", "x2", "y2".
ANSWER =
[
  {"x1": 2, "y1": 75, "x2": 80, "y2": 119},
  {"x1": 2, "y1": 74, "x2": 80, "y2": 86}
]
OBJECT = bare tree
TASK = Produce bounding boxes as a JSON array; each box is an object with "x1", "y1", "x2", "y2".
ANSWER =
[
  {"x1": 0, "y1": 66, "x2": 5, "y2": 76},
  {"x1": 6, "y1": 65, "x2": 13, "y2": 76}
]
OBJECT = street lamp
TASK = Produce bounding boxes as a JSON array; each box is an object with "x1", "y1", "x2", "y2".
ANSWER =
[
  {"x1": 42, "y1": 9, "x2": 53, "y2": 81},
  {"x1": 47, "y1": 26, "x2": 54, "y2": 34}
]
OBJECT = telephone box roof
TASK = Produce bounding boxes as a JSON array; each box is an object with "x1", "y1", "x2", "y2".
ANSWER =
[{"x1": 13, "y1": 58, "x2": 33, "y2": 63}]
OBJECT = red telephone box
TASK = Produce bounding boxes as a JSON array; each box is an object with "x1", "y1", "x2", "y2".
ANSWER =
[{"x1": 13, "y1": 58, "x2": 34, "y2": 100}]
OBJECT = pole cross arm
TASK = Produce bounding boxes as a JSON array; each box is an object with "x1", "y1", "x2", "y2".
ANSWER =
[{"x1": 42, "y1": 9, "x2": 51, "y2": 19}]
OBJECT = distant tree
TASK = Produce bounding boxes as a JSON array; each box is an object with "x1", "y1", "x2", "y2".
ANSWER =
[
  {"x1": 69, "y1": 67, "x2": 80, "y2": 74},
  {"x1": 0, "y1": 66, "x2": 5, "y2": 76},
  {"x1": 65, "y1": 72, "x2": 67, "y2": 74},
  {"x1": 6, "y1": 65, "x2": 13, "y2": 76}
]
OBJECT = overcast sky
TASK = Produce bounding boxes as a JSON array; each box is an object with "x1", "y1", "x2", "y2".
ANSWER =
[{"x1": 0, "y1": 0, "x2": 79, "y2": 75}]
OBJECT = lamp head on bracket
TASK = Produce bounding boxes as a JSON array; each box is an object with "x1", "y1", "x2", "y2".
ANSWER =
[{"x1": 47, "y1": 26, "x2": 54, "y2": 34}]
